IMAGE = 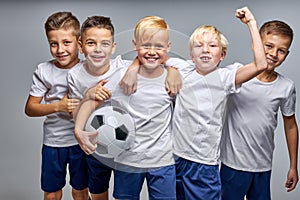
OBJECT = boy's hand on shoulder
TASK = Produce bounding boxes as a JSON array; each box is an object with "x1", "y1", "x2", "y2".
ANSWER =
[
  {"x1": 166, "y1": 66, "x2": 182, "y2": 96},
  {"x1": 119, "y1": 67, "x2": 138, "y2": 95},
  {"x1": 235, "y1": 6, "x2": 255, "y2": 24}
]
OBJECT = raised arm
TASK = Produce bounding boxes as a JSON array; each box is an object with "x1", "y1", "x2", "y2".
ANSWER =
[
  {"x1": 283, "y1": 114, "x2": 299, "y2": 192},
  {"x1": 235, "y1": 7, "x2": 267, "y2": 86}
]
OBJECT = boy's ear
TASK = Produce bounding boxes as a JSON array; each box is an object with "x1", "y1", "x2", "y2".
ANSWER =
[
  {"x1": 132, "y1": 39, "x2": 137, "y2": 50},
  {"x1": 220, "y1": 51, "x2": 226, "y2": 61},
  {"x1": 111, "y1": 42, "x2": 117, "y2": 54},
  {"x1": 77, "y1": 37, "x2": 84, "y2": 54},
  {"x1": 166, "y1": 41, "x2": 171, "y2": 53}
]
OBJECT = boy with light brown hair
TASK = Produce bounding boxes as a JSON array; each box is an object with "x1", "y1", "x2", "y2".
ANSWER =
[{"x1": 25, "y1": 11, "x2": 89, "y2": 200}]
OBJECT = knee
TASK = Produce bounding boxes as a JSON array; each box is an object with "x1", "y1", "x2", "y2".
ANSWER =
[
  {"x1": 72, "y1": 187, "x2": 89, "y2": 200},
  {"x1": 44, "y1": 190, "x2": 62, "y2": 200}
]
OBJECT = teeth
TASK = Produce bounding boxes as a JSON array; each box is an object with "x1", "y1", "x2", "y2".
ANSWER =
[
  {"x1": 200, "y1": 57, "x2": 210, "y2": 61},
  {"x1": 146, "y1": 58, "x2": 157, "y2": 61}
]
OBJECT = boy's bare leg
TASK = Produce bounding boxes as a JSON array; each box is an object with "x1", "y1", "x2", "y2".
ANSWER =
[{"x1": 72, "y1": 188, "x2": 89, "y2": 200}]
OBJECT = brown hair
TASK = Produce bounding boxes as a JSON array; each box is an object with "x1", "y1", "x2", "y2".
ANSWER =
[
  {"x1": 44, "y1": 11, "x2": 80, "y2": 39},
  {"x1": 259, "y1": 20, "x2": 293, "y2": 47},
  {"x1": 80, "y1": 16, "x2": 115, "y2": 42}
]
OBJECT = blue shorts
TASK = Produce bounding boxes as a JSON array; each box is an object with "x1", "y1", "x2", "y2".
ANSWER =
[
  {"x1": 113, "y1": 165, "x2": 176, "y2": 200},
  {"x1": 86, "y1": 154, "x2": 113, "y2": 194},
  {"x1": 175, "y1": 157, "x2": 221, "y2": 200},
  {"x1": 220, "y1": 163, "x2": 271, "y2": 200},
  {"x1": 41, "y1": 144, "x2": 88, "y2": 192}
]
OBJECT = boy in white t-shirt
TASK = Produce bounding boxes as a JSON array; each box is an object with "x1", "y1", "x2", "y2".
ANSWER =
[
  {"x1": 25, "y1": 11, "x2": 89, "y2": 200},
  {"x1": 167, "y1": 7, "x2": 267, "y2": 200},
  {"x1": 75, "y1": 15, "x2": 177, "y2": 200},
  {"x1": 119, "y1": 7, "x2": 268, "y2": 200},
  {"x1": 220, "y1": 20, "x2": 299, "y2": 200},
  {"x1": 67, "y1": 16, "x2": 133, "y2": 200}
]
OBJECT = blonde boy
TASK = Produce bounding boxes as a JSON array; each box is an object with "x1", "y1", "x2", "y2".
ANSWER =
[
  {"x1": 75, "y1": 16, "x2": 176, "y2": 200},
  {"x1": 164, "y1": 7, "x2": 267, "y2": 199}
]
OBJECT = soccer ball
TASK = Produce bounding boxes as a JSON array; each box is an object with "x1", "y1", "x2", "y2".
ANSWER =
[{"x1": 85, "y1": 105, "x2": 135, "y2": 159}]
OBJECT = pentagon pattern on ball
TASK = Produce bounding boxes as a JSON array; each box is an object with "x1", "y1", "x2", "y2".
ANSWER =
[{"x1": 85, "y1": 105, "x2": 135, "y2": 159}]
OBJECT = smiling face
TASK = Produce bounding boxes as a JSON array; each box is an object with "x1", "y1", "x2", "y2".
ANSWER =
[
  {"x1": 262, "y1": 33, "x2": 291, "y2": 71},
  {"x1": 47, "y1": 28, "x2": 79, "y2": 69},
  {"x1": 133, "y1": 29, "x2": 170, "y2": 77},
  {"x1": 78, "y1": 27, "x2": 116, "y2": 76},
  {"x1": 190, "y1": 32, "x2": 225, "y2": 75}
]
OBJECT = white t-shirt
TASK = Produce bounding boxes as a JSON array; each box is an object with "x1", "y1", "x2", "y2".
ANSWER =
[
  {"x1": 220, "y1": 73, "x2": 296, "y2": 172},
  {"x1": 114, "y1": 68, "x2": 175, "y2": 168},
  {"x1": 29, "y1": 60, "x2": 79, "y2": 147},
  {"x1": 67, "y1": 55, "x2": 131, "y2": 100},
  {"x1": 167, "y1": 58, "x2": 240, "y2": 165}
]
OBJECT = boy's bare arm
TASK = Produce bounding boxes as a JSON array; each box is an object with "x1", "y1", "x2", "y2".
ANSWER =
[
  {"x1": 283, "y1": 114, "x2": 299, "y2": 192},
  {"x1": 119, "y1": 57, "x2": 140, "y2": 95},
  {"x1": 25, "y1": 93, "x2": 80, "y2": 117},
  {"x1": 235, "y1": 7, "x2": 268, "y2": 86},
  {"x1": 74, "y1": 99, "x2": 103, "y2": 155},
  {"x1": 119, "y1": 56, "x2": 182, "y2": 96}
]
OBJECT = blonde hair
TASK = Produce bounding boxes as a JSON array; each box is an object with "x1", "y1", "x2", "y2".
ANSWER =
[
  {"x1": 189, "y1": 25, "x2": 228, "y2": 53},
  {"x1": 134, "y1": 16, "x2": 169, "y2": 42}
]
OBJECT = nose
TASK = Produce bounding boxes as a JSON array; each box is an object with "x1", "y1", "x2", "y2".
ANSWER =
[
  {"x1": 57, "y1": 44, "x2": 65, "y2": 53},
  {"x1": 268, "y1": 48, "x2": 278, "y2": 58},
  {"x1": 202, "y1": 44, "x2": 209, "y2": 53},
  {"x1": 95, "y1": 44, "x2": 103, "y2": 52},
  {"x1": 148, "y1": 46, "x2": 156, "y2": 55}
]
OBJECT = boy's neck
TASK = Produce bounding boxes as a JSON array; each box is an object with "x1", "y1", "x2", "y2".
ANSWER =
[
  {"x1": 55, "y1": 58, "x2": 80, "y2": 69},
  {"x1": 256, "y1": 70, "x2": 278, "y2": 82},
  {"x1": 138, "y1": 64, "x2": 164, "y2": 78},
  {"x1": 84, "y1": 62, "x2": 110, "y2": 76}
]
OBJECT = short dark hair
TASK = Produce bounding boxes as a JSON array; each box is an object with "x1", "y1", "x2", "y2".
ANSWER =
[{"x1": 81, "y1": 16, "x2": 115, "y2": 41}]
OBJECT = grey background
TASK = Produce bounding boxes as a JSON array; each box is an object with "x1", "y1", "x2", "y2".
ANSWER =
[{"x1": 1, "y1": 0, "x2": 299, "y2": 199}]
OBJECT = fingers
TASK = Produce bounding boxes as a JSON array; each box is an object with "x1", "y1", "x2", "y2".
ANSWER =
[
  {"x1": 82, "y1": 143, "x2": 97, "y2": 155},
  {"x1": 94, "y1": 83, "x2": 111, "y2": 101},
  {"x1": 285, "y1": 178, "x2": 297, "y2": 192},
  {"x1": 235, "y1": 8, "x2": 245, "y2": 18},
  {"x1": 67, "y1": 98, "x2": 80, "y2": 112}
]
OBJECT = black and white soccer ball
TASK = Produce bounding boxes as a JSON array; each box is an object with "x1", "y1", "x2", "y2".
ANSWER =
[{"x1": 85, "y1": 105, "x2": 135, "y2": 159}]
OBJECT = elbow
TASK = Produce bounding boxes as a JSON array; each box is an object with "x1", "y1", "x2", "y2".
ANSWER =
[
  {"x1": 256, "y1": 60, "x2": 268, "y2": 73},
  {"x1": 24, "y1": 106, "x2": 36, "y2": 117},
  {"x1": 25, "y1": 109, "x2": 33, "y2": 117}
]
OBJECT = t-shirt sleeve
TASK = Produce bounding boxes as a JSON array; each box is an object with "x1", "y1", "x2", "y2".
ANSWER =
[
  {"x1": 66, "y1": 71, "x2": 83, "y2": 99},
  {"x1": 166, "y1": 57, "x2": 194, "y2": 78},
  {"x1": 280, "y1": 83, "x2": 296, "y2": 116},
  {"x1": 29, "y1": 64, "x2": 48, "y2": 97},
  {"x1": 113, "y1": 55, "x2": 133, "y2": 68}
]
